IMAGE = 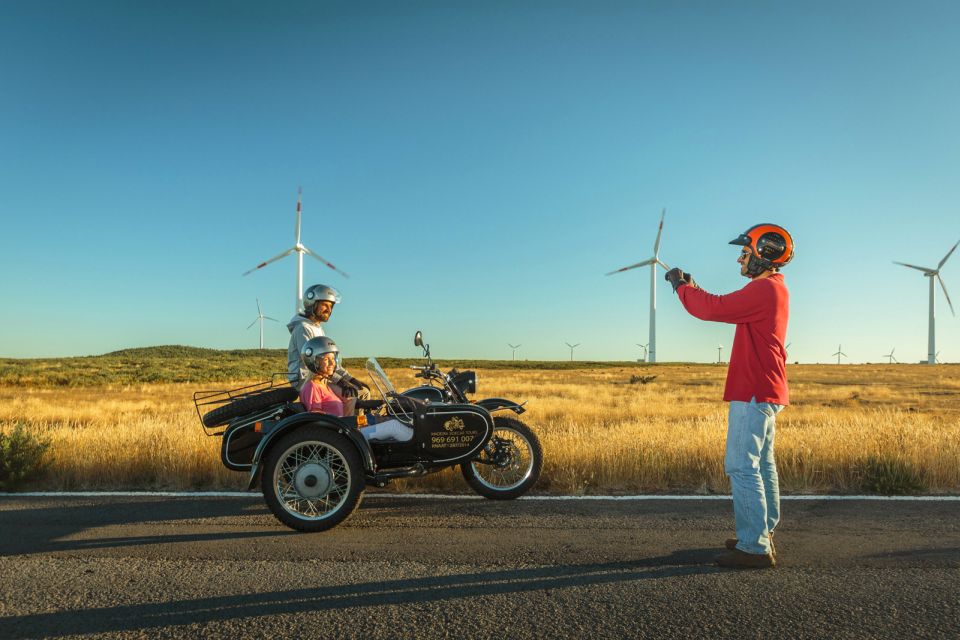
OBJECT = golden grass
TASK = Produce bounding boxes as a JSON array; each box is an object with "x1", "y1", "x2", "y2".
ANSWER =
[{"x1": 2, "y1": 364, "x2": 959, "y2": 494}]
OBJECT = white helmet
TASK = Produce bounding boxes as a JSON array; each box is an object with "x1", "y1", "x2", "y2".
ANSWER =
[
  {"x1": 300, "y1": 336, "x2": 341, "y2": 374},
  {"x1": 303, "y1": 284, "x2": 341, "y2": 316}
]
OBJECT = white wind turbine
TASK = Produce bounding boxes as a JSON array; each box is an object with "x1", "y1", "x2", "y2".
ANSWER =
[
  {"x1": 565, "y1": 342, "x2": 580, "y2": 361},
  {"x1": 717, "y1": 344, "x2": 724, "y2": 364},
  {"x1": 883, "y1": 348, "x2": 898, "y2": 364},
  {"x1": 833, "y1": 344, "x2": 847, "y2": 365},
  {"x1": 247, "y1": 298, "x2": 279, "y2": 350},
  {"x1": 508, "y1": 343, "x2": 521, "y2": 361},
  {"x1": 243, "y1": 188, "x2": 349, "y2": 314},
  {"x1": 635, "y1": 343, "x2": 648, "y2": 362},
  {"x1": 894, "y1": 240, "x2": 958, "y2": 365},
  {"x1": 606, "y1": 209, "x2": 670, "y2": 363}
]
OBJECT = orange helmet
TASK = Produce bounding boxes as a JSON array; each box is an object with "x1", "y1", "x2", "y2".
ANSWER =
[{"x1": 729, "y1": 224, "x2": 794, "y2": 276}]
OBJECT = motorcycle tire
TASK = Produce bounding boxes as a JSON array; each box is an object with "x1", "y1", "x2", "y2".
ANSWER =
[
  {"x1": 201, "y1": 387, "x2": 298, "y2": 428},
  {"x1": 461, "y1": 416, "x2": 543, "y2": 500},
  {"x1": 261, "y1": 425, "x2": 364, "y2": 532}
]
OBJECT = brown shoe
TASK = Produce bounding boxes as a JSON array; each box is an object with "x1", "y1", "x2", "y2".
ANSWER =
[
  {"x1": 725, "y1": 531, "x2": 776, "y2": 555},
  {"x1": 715, "y1": 548, "x2": 776, "y2": 569}
]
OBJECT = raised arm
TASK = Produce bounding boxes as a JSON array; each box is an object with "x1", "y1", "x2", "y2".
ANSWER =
[{"x1": 677, "y1": 281, "x2": 769, "y2": 324}]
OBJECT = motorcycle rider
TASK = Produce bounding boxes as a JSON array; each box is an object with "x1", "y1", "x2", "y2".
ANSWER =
[
  {"x1": 665, "y1": 223, "x2": 793, "y2": 570},
  {"x1": 287, "y1": 284, "x2": 339, "y2": 389},
  {"x1": 300, "y1": 337, "x2": 413, "y2": 443}
]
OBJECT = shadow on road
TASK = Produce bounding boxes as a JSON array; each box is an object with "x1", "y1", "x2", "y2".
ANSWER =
[
  {"x1": 0, "y1": 551, "x2": 721, "y2": 638},
  {"x1": 0, "y1": 497, "x2": 291, "y2": 556}
]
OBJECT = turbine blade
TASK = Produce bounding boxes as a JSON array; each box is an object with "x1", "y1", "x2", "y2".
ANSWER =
[
  {"x1": 656, "y1": 259, "x2": 670, "y2": 271},
  {"x1": 264, "y1": 316, "x2": 280, "y2": 322},
  {"x1": 653, "y1": 208, "x2": 665, "y2": 256},
  {"x1": 243, "y1": 248, "x2": 294, "y2": 276},
  {"x1": 893, "y1": 261, "x2": 935, "y2": 273},
  {"x1": 302, "y1": 246, "x2": 349, "y2": 278},
  {"x1": 938, "y1": 274, "x2": 955, "y2": 316},
  {"x1": 256, "y1": 298, "x2": 263, "y2": 315},
  {"x1": 246, "y1": 319, "x2": 257, "y2": 329},
  {"x1": 605, "y1": 258, "x2": 654, "y2": 275},
  {"x1": 938, "y1": 240, "x2": 959, "y2": 270},
  {"x1": 295, "y1": 187, "x2": 302, "y2": 245}
]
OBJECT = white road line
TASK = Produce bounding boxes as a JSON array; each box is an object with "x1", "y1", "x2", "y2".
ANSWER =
[{"x1": 0, "y1": 492, "x2": 958, "y2": 501}]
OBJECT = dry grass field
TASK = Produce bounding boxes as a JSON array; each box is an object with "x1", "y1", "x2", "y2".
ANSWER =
[{"x1": 2, "y1": 363, "x2": 959, "y2": 494}]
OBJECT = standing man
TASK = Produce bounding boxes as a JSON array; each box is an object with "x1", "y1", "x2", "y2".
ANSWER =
[
  {"x1": 665, "y1": 224, "x2": 794, "y2": 569},
  {"x1": 287, "y1": 284, "x2": 340, "y2": 389}
]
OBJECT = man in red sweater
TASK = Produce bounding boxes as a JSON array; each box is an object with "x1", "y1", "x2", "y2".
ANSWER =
[{"x1": 666, "y1": 224, "x2": 794, "y2": 569}]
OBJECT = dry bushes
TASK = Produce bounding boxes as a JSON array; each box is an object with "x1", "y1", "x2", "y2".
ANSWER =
[{"x1": 1, "y1": 364, "x2": 958, "y2": 494}]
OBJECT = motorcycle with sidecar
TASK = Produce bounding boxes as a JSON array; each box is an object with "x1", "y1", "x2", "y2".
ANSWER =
[{"x1": 194, "y1": 331, "x2": 543, "y2": 532}]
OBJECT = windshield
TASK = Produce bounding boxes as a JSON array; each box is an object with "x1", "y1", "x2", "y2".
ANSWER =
[{"x1": 364, "y1": 358, "x2": 396, "y2": 400}]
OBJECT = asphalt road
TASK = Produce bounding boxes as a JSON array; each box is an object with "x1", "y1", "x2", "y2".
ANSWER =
[{"x1": 0, "y1": 495, "x2": 957, "y2": 639}]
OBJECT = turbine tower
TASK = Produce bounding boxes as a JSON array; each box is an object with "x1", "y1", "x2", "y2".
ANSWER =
[
  {"x1": 717, "y1": 344, "x2": 724, "y2": 364},
  {"x1": 243, "y1": 188, "x2": 350, "y2": 314},
  {"x1": 894, "y1": 240, "x2": 958, "y2": 365},
  {"x1": 883, "y1": 348, "x2": 898, "y2": 365},
  {"x1": 247, "y1": 298, "x2": 279, "y2": 350},
  {"x1": 565, "y1": 342, "x2": 580, "y2": 362},
  {"x1": 508, "y1": 343, "x2": 521, "y2": 361},
  {"x1": 606, "y1": 209, "x2": 669, "y2": 363},
  {"x1": 833, "y1": 344, "x2": 847, "y2": 365}
]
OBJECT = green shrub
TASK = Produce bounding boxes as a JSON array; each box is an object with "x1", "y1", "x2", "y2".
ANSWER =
[
  {"x1": 856, "y1": 455, "x2": 927, "y2": 495},
  {"x1": 0, "y1": 423, "x2": 52, "y2": 491}
]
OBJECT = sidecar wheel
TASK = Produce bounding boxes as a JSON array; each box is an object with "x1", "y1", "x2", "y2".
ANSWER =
[
  {"x1": 461, "y1": 417, "x2": 543, "y2": 500},
  {"x1": 262, "y1": 426, "x2": 364, "y2": 532}
]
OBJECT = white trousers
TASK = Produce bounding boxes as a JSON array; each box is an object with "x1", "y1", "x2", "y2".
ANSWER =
[{"x1": 360, "y1": 419, "x2": 414, "y2": 442}]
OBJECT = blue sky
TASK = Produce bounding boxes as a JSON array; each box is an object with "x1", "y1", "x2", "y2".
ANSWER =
[{"x1": 2, "y1": 1, "x2": 958, "y2": 363}]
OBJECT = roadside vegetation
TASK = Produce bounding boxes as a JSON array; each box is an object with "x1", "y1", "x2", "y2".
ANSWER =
[{"x1": 1, "y1": 347, "x2": 958, "y2": 494}]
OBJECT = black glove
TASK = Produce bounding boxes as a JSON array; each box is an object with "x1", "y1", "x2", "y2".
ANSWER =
[
  {"x1": 338, "y1": 383, "x2": 358, "y2": 399},
  {"x1": 332, "y1": 367, "x2": 370, "y2": 391},
  {"x1": 664, "y1": 268, "x2": 695, "y2": 292}
]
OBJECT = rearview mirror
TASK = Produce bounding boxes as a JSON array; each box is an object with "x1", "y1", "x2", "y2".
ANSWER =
[{"x1": 414, "y1": 331, "x2": 423, "y2": 347}]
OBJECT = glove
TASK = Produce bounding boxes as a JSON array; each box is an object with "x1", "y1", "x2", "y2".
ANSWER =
[
  {"x1": 338, "y1": 383, "x2": 358, "y2": 399},
  {"x1": 331, "y1": 367, "x2": 371, "y2": 391},
  {"x1": 664, "y1": 268, "x2": 696, "y2": 292}
]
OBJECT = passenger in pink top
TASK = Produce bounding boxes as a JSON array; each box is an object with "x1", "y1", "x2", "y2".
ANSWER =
[{"x1": 298, "y1": 344, "x2": 355, "y2": 417}]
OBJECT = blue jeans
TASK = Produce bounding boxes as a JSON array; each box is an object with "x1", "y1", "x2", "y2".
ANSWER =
[{"x1": 725, "y1": 398, "x2": 784, "y2": 555}]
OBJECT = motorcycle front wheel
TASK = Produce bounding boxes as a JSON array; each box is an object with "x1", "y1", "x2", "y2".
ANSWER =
[
  {"x1": 461, "y1": 416, "x2": 543, "y2": 500},
  {"x1": 261, "y1": 426, "x2": 364, "y2": 532}
]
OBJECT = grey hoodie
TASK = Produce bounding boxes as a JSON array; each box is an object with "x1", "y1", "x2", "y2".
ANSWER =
[{"x1": 287, "y1": 314, "x2": 325, "y2": 388}]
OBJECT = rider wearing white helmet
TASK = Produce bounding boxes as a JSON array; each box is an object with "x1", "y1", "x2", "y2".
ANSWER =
[{"x1": 287, "y1": 284, "x2": 340, "y2": 389}]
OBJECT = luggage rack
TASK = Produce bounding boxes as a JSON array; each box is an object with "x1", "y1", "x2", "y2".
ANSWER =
[{"x1": 193, "y1": 373, "x2": 293, "y2": 436}]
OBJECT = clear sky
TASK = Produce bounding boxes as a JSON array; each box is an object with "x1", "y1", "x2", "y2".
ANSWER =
[{"x1": 2, "y1": 1, "x2": 958, "y2": 363}]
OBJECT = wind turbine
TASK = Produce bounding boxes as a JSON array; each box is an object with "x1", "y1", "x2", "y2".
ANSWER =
[
  {"x1": 508, "y1": 343, "x2": 521, "y2": 361},
  {"x1": 243, "y1": 188, "x2": 350, "y2": 314},
  {"x1": 635, "y1": 343, "x2": 648, "y2": 362},
  {"x1": 935, "y1": 351, "x2": 942, "y2": 364},
  {"x1": 883, "y1": 348, "x2": 898, "y2": 364},
  {"x1": 717, "y1": 344, "x2": 724, "y2": 364},
  {"x1": 833, "y1": 344, "x2": 847, "y2": 365},
  {"x1": 893, "y1": 240, "x2": 958, "y2": 365},
  {"x1": 247, "y1": 298, "x2": 279, "y2": 350},
  {"x1": 605, "y1": 209, "x2": 670, "y2": 363},
  {"x1": 565, "y1": 342, "x2": 580, "y2": 362}
]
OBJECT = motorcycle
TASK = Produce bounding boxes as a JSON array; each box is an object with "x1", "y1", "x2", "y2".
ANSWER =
[{"x1": 193, "y1": 331, "x2": 543, "y2": 532}]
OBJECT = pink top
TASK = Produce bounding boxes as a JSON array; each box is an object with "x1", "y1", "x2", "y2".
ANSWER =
[{"x1": 299, "y1": 378, "x2": 346, "y2": 417}]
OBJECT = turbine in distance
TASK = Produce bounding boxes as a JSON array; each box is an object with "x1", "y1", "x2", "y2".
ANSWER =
[
  {"x1": 564, "y1": 342, "x2": 581, "y2": 362},
  {"x1": 893, "y1": 239, "x2": 958, "y2": 365},
  {"x1": 832, "y1": 344, "x2": 847, "y2": 365},
  {"x1": 605, "y1": 208, "x2": 670, "y2": 363},
  {"x1": 508, "y1": 343, "x2": 522, "y2": 361},
  {"x1": 243, "y1": 188, "x2": 350, "y2": 314},
  {"x1": 247, "y1": 298, "x2": 279, "y2": 350}
]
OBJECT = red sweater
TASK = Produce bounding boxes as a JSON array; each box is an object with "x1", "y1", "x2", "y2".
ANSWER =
[{"x1": 677, "y1": 273, "x2": 789, "y2": 405}]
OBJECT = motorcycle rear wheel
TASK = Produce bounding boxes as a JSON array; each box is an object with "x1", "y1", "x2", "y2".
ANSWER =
[
  {"x1": 261, "y1": 426, "x2": 364, "y2": 532},
  {"x1": 461, "y1": 416, "x2": 542, "y2": 500}
]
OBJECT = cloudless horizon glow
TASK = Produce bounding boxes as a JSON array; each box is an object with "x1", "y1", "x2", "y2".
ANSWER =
[{"x1": 2, "y1": 1, "x2": 958, "y2": 363}]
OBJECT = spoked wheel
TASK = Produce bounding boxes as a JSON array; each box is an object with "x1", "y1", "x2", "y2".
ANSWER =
[
  {"x1": 461, "y1": 416, "x2": 543, "y2": 500},
  {"x1": 261, "y1": 426, "x2": 364, "y2": 532}
]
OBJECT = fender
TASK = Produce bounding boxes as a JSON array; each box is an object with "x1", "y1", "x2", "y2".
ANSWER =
[
  {"x1": 246, "y1": 412, "x2": 374, "y2": 490},
  {"x1": 475, "y1": 397, "x2": 526, "y2": 415}
]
